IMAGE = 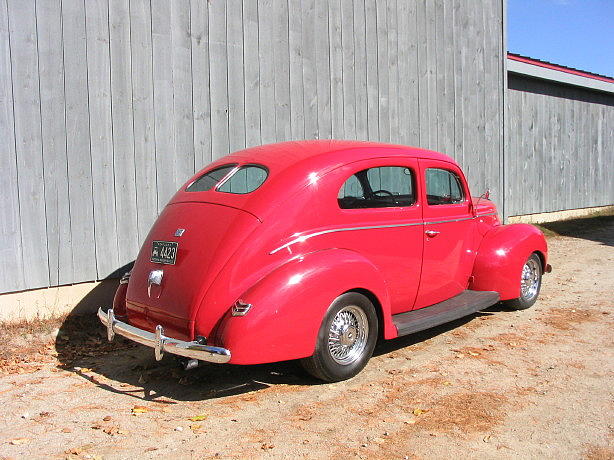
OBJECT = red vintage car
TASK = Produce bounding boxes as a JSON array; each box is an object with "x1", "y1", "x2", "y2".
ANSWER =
[{"x1": 99, "y1": 140, "x2": 550, "y2": 382}]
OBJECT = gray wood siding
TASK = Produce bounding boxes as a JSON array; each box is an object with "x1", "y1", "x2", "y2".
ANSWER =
[
  {"x1": 0, "y1": 0, "x2": 505, "y2": 294},
  {"x1": 506, "y1": 74, "x2": 614, "y2": 217}
]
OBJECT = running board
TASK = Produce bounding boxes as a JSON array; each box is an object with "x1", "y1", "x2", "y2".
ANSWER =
[{"x1": 392, "y1": 290, "x2": 500, "y2": 337}]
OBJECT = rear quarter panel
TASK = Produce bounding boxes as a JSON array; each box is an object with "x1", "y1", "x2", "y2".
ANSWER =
[{"x1": 213, "y1": 248, "x2": 394, "y2": 364}]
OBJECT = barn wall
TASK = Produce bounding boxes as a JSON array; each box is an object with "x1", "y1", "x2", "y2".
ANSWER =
[
  {"x1": 0, "y1": 0, "x2": 505, "y2": 294},
  {"x1": 505, "y1": 74, "x2": 614, "y2": 216}
]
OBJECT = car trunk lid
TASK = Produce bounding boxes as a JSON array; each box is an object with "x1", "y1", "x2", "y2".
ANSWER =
[{"x1": 125, "y1": 201, "x2": 260, "y2": 340}]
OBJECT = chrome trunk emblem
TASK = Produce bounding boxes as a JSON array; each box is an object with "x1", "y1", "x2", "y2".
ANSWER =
[
  {"x1": 174, "y1": 228, "x2": 186, "y2": 237},
  {"x1": 148, "y1": 269, "x2": 164, "y2": 298}
]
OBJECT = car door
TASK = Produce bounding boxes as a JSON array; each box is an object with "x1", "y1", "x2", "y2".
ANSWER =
[
  {"x1": 333, "y1": 158, "x2": 424, "y2": 315},
  {"x1": 413, "y1": 159, "x2": 476, "y2": 310}
]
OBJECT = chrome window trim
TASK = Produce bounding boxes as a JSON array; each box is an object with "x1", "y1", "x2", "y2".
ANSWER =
[
  {"x1": 213, "y1": 165, "x2": 242, "y2": 190},
  {"x1": 269, "y1": 212, "x2": 498, "y2": 254},
  {"x1": 185, "y1": 163, "x2": 239, "y2": 192}
]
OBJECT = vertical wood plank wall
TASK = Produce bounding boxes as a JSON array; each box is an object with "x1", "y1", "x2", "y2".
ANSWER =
[
  {"x1": 1, "y1": 0, "x2": 506, "y2": 293},
  {"x1": 506, "y1": 75, "x2": 614, "y2": 217}
]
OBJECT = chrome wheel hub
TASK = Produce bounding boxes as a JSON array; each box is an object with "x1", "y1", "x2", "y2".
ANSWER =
[
  {"x1": 520, "y1": 258, "x2": 540, "y2": 301},
  {"x1": 327, "y1": 305, "x2": 368, "y2": 365}
]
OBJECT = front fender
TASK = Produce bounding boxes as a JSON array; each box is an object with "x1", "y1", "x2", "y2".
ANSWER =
[
  {"x1": 215, "y1": 248, "x2": 394, "y2": 365},
  {"x1": 470, "y1": 224, "x2": 548, "y2": 300}
]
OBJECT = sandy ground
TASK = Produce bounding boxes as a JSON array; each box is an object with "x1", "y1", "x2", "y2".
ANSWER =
[{"x1": 0, "y1": 220, "x2": 612, "y2": 460}]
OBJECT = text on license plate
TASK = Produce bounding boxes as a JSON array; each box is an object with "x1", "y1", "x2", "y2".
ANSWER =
[{"x1": 151, "y1": 241, "x2": 178, "y2": 265}]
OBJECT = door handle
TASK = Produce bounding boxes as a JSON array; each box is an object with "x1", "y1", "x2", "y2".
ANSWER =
[{"x1": 425, "y1": 230, "x2": 440, "y2": 238}]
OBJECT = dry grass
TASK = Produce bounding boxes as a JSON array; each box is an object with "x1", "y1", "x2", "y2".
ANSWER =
[{"x1": 0, "y1": 312, "x2": 132, "y2": 374}]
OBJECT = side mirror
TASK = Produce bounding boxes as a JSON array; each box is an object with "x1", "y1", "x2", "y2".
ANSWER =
[{"x1": 473, "y1": 189, "x2": 491, "y2": 216}]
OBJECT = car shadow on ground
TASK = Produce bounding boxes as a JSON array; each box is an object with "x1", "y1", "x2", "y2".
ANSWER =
[{"x1": 54, "y1": 296, "x2": 513, "y2": 402}]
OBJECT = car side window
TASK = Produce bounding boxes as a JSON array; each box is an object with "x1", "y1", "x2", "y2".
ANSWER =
[
  {"x1": 338, "y1": 166, "x2": 415, "y2": 209},
  {"x1": 425, "y1": 168, "x2": 464, "y2": 205}
]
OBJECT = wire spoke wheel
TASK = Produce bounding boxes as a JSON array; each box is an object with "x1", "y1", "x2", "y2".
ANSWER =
[
  {"x1": 504, "y1": 253, "x2": 543, "y2": 310},
  {"x1": 301, "y1": 292, "x2": 378, "y2": 382},
  {"x1": 520, "y1": 257, "x2": 540, "y2": 302},
  {"x1": 327, "y1": 305, "x2": 369, "y2": 365}
]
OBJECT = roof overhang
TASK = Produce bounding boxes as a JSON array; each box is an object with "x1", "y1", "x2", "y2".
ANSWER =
[{"x1": 507, "y1": 57, "x2": 614, "y2": 95}]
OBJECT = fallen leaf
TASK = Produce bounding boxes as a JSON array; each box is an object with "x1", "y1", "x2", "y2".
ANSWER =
[
  {"x1": 10, "y1": 438, "x2": 29, "y2": 445},
  {"x1": 443, "y1": 381, "x2": 453, "y2": 386},
  {"x1": 131, "y1": 405, "x2": 148, "y2": 415},
  {"x1": 190, "y1": 424, "x2": 203, "y2": 431},
  {"x1": 188, "y1": 414, "x2": 207, "y2": 421},
  {"x1": 103, "y1": 426, "x2": 119, "y2": 436},
  {"x1": 412, "y1": 409, "x2": 429, "y2": 416},
  {"x1": 65, "y1": 443, "x2": 94, "y2": 455}
]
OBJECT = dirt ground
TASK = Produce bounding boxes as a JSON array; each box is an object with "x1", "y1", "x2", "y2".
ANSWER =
[{"x1": 0, "y1": 217, "x2": 613, "y2": 460}]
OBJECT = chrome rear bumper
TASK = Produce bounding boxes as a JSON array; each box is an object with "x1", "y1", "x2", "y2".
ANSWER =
[{"x1": 98, "y1": 308, "x2": 231, "y2": 364}]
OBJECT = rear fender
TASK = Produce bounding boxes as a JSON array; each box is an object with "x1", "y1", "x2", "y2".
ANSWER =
[
  {"x1": 470, "y1": 224, "x2": 548, "y2": 300},
  {"x1": 215, "y1": 249, "x2": 394, "y2": 365}
]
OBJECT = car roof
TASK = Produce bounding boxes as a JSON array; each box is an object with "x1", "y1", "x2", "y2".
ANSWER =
[
  {"x1": 172, "y1": 140, "x2": 460, "y2": 220},
  {"x1": 221, "y1": 140, "x2": 455, "y2": 169}
]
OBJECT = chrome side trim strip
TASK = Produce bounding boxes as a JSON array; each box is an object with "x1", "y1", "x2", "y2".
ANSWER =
[
  {"x1": 98, "y1": 308, "x2": 231, "y2": 364},
  {"x1": 426, "y1": 216, "x2": 474, "y2": 225},
  {"x1": 270, "y1": 222, "x2": 424, "y2": 254},
  {"x1": 270, "y1": 212, "x2": 498, "y2": 254}
]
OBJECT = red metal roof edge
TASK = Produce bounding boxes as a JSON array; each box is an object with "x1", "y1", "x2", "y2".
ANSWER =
[{"x1": 508, "y1": 52, "x2": 614, "y2": 84}]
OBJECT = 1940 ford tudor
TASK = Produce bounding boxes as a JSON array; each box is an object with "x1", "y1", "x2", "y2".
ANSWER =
[{"x1": 99, "y1": 140, "x2": 550, "y2": 382}]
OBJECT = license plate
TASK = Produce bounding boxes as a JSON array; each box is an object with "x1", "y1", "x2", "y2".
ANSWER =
[{"x1": 151, "y1": 241, "x2": 178, "y2": 265}]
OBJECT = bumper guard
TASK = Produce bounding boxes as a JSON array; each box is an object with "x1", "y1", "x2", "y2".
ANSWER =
[{"x1": 98, "y1": 308, "x2": 231, "y2": 364}]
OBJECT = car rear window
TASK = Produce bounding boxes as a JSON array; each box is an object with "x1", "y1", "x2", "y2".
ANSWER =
[
  {"x1": 186, "y1": 164, "x2": 237, "y2": 192},
  {"x1": 217, "y1": 165, "x2": 268, "y2": 194},
  {"x1": 186, "y1": 164, "x2": 268, "y2": 194}
]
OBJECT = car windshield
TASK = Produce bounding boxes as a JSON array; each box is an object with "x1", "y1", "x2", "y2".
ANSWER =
[{"x1": 186, "y1": 164, "x2": 268, "y2": 194}]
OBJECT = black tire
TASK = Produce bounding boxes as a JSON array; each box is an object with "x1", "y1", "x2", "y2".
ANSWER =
[
  {"x1": 301, "y1": 292, "x2": 378, "y2": 382},
  {"x1": 503, "y1": 253, "x2": 543, "y2": 310}
]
